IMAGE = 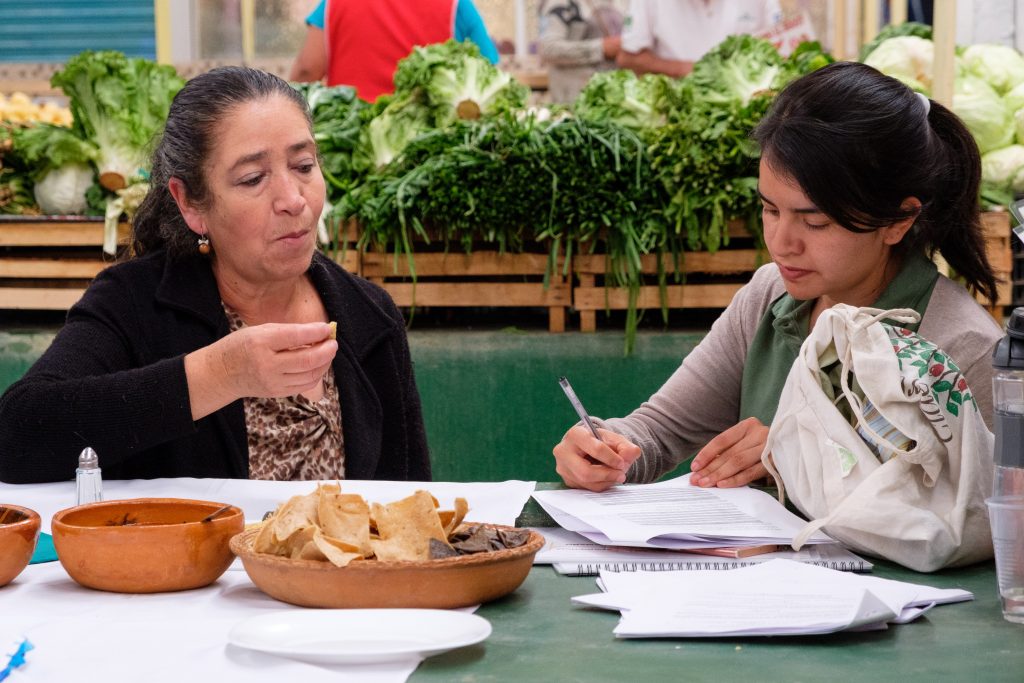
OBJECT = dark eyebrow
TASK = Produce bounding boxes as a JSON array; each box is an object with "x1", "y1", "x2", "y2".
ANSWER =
[
  {"x1": 228, "y1": 141, "x2": 316, "y2": 173},
  {"x1": 756, "y1": 188, "x2": 823, "y2": 214}
]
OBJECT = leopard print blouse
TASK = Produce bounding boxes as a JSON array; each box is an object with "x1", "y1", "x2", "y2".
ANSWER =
[{"x1": 223, "y1": 304, "x2": 345, "y2": 480}]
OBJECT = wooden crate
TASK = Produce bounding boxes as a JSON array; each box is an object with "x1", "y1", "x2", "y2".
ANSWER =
[
  {"x1": 573, "y1": 221, "x2": 765, "y2": 332},
  {"x1": 361, "y1": 247, "x2": 570, "y2": 333},
  {"x1": 573, "y1": 212, "x2": 1015, "y2": 331},
  {"x1": 980, "y1": 210, "x2": 1012, "y2": 314},
  {"x1": 0, "y1": 217, "x2": 359, "y2": 310}
]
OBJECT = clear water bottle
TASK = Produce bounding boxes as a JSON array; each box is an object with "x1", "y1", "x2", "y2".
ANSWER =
[
  {"x1": 75, "y1": 447, "x2": 103, "y2": 505},
  {"x1": 991, "y1": 308, "x2": 1024, "y2": 497}
]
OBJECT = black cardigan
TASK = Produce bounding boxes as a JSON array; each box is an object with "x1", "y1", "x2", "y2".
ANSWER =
[{"x1": 0, "y1": 250, "x2": 430, "y2": 483}]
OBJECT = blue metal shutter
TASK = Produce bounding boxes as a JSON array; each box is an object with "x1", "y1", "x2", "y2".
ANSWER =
[{"x1": 0, "y1": 0, "x2": 155, "y2": 62}]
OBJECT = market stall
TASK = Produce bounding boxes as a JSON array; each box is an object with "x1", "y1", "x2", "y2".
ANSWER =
[{"x1": 2, "y1": 21, "x2": 1019, "y2": 340}]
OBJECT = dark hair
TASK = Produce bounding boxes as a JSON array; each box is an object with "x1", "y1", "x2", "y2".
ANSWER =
[
  {"x1": 131, "y1": 66, "x2": 311, "y2": 258},
  {"x1": 753, "y1": 61, "x2": 998, "y2": 303}
]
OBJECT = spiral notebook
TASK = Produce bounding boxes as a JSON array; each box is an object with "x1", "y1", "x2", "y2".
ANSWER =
[{"x1": 534, "y1": 527, "x2": 873, "y2": 576}]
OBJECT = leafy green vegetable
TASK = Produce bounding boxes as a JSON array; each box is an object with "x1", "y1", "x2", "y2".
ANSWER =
[
  {"x1": 863, "y1": 36, "x2": 935, "y2": 93},
  {"x1": 294, "y1": 82, "x2": 370, "y2": 196},
  {"x1": 954, "y1": 75, "x2": 1014, "y2": 154},
  {"x1": 688, "y1": 35, "x2": 783, "y2": 107},
  {"x1": 574, "y1": 70, "x2": 681, "y2": 130},
  {"x1": 772, "y1": 41, "x2": 835, "y2": 90},
  {"x1": 11, "y1": 123, "x2": 96, "y2": 173},
  {"x1": 962, "y1": 43, "x2": 1024, "y2": 95},
  {"x1": 51, "y1": 50, "x2": 184, "y2": 191},
  {"x1": 393, "y1": 40, "x2": 528, "y2": 125},
  {"x1": 1, "y1": 123, "x2": 99, "y2": 215},
  {"x1": 33, "y1": 163, "x2": 94, "y2": 215},
  {"x1": 981, "y1": 144, "x2": 1024, "y2": 198},
  {"x1": 859, "y1": 21, "x2": 932, "y2": 62}
]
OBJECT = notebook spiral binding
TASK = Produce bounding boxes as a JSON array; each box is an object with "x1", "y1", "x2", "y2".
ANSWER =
[{"x1": 567, "y1": 559, "x2": 868, "y2": 576}]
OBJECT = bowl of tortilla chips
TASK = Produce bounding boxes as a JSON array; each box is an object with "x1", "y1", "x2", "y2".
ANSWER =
[{"x1": 230, "y1": 485, "x2": 544, "y2": 609}]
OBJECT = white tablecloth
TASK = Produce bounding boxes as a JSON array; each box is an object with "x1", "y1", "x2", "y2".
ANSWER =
[{"x1": 0, "y1": 478, "x2": 536, "y2": 682}]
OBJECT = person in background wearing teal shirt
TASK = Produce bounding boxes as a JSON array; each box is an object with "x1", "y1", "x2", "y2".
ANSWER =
[
  {"x1": 290, "y1": 0, "x2": 499, "y2": 101},
  {"x1": 552, "y1": 61, "x2": 1002, "y2": 493}
]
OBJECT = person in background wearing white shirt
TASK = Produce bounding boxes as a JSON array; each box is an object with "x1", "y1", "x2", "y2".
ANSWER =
[{"x1": 617, "y1": 0, "x2": 782, "y2": 78}]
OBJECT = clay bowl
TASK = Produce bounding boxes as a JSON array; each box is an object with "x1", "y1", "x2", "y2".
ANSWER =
[
  {"x1": 51, "y1": 498, "x2": 243, "y2": 593},
  {"x1": 0, "y1": 504, "x2": 41, "y2": 587},
  {"x1": 231, "y1": 523, "x2": 545, "y2": 609}
]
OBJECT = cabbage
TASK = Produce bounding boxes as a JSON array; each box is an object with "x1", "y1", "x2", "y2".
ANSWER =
[
  {"x1": 573, "y1": 70, "x2": 679, "y2": 129},
  {"x1": 962, "y1": 43, "x2": 1024, "y2": 95},
  {"x1": 954, "y1": 76, "x2": 1014, "y2": 154},
  {"x1": 864, "y1": 36, "x2": 935, "y2": 93},
  {"x1": 689, "y1": 35, "x2": 783, "y2": 106},
  {"x1": 363, "y1": 97, "x2": 432, "y2": 168},
  {"x1": 33, "y1": 162, "x2": 94, "y2": 215},
  {"x1": 1016, "y1": 108, "x2": 1024, "y2": 147},
  {"x1": 1006, "y1": 82, "x2": 1024, "y2": 118},
  {"x1": 981, "y1": 144, "x2": 1024, "y2": 193},
  {"x1": 392, "y1": 40, "x2": 528, "y2": 127},
  {"x1": 51, "y1": 51, "x2": 183, "y2": 191}
]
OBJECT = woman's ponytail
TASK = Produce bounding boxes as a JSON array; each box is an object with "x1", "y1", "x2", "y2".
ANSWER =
[{"x1": 914, "y1": 101, "x2": 998, "y2": 303}]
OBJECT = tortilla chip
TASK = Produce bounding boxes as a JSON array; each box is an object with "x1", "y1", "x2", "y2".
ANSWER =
[
  {"x1": 281, "y1": 525, "x2": 322, "y2": 560},
  {"x1": 370, "y1": 490, "x2": 450, "y2": 561},
  {"x1": 250, "y1": 486, "x2": 476, "y2": 564},
  {"x1": 272, "y1": 493, "x2": 319, "y2": 544},
  {"x1": 313, "y1": 528, "x2": 364, "y2": 567},
  {"x1": 253, "y1": 517, "x2": 281, "y2": 554},
  {"x1": 438, "y1": 497, "x2": 469, "y2": 538},
  {"x1": 318, "y1": 493, "x2": 372, "y2": 556}
]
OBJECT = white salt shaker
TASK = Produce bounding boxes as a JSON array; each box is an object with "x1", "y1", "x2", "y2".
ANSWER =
[{"x1": 75, "y1": 447, "x2": 103, "y2": 505}]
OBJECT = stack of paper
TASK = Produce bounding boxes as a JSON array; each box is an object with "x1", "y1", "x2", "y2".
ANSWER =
[
  {"x1": 534, "y1": 527, "x2": 873, "y2": 575},
  {"x1": 573, "y1": 559, "x2": 973, "y2": 637},
  {"x1": 533, "y1": 474, "x2": 831, "y2": 550}
]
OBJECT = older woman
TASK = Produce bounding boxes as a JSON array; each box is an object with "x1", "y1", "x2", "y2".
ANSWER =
[{"x1": 0, "y1": 67, "x2": 430, "y2": 483}]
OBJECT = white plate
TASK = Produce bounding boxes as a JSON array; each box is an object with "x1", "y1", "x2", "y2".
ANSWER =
[{"x1": 228, "y1": 609, "x2": 492, "y2": 665}]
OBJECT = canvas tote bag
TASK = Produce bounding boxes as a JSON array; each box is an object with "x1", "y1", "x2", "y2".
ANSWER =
[{"x1": 762, "y1": 304, "x2": 994, "y2": 572}]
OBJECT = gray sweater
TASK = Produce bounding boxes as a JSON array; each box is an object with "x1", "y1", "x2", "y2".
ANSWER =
[{"x1": 597, "y1": 263, "x2": 1004, "y2": 484}]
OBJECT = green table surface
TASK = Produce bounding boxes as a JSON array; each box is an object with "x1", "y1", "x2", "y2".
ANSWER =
[{"x1": 411, "y1": 488, "x2": 1024, "y2": 682}]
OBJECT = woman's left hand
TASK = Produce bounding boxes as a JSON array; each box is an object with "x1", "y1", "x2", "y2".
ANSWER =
[{"x1": 689, "y1": 417, "x2": 769, "y2": 488}]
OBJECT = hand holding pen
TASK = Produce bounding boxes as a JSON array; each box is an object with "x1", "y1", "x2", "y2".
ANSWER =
[{"x1": 553, "y1": 376, "x2": 642, "y2": 492}]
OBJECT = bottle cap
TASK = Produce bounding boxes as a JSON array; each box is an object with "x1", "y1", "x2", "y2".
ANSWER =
[
  {"x1": 992, "y1": 308, "x2": 1024, "y2": 370},
  {"x1": 78, "y1": 447, "x2": 98, "y2": 469}
]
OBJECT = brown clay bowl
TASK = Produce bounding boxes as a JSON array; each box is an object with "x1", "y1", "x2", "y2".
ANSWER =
[
  {"x1": 230, "y1": 523, "x2": 545, "y2": 609},
  {"x1": 51, "y1": 498, "x2": 243, "y2": 593},
  {"x1": 0, "y1": 504, "x2": 40, "y2": 587}
]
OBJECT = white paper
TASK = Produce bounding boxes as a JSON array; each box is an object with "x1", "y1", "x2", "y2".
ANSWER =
[
  {"x1": 534, "y1": 527, "x2": 872, "y2": 574},
  {"x1": 0, "y1": 477, "x2": 536, "y2": 533},
  {"x1": 614, "y1": 585, "x2": 895, "y2": 637},
  {"x1": 532, "y1": 474, "x2": 831, "y2": 549},
  {"x1": 569, "y1": 559, "x2": 972, "y2": 637}
]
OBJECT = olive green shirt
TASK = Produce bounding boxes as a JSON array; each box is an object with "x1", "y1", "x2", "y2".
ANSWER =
[
  {"x1": 594, "y1": 260, "x2": 1001, "y2": 484},
  {"x1": 737, "y1": 254, "x2": 939, "y2": 427}
]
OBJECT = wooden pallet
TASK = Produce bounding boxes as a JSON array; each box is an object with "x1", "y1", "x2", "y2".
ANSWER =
[
  {"x1": 573, "y1": 212, "x2": 1014, "y2": 331},
  {"x1": 573, "y1": 222, "x2": 765, "y2": 332},
  {"x1": 361, "y1": 248, "x2": 570, "y2": 333},
  {"x1": 0, "y1": 218, "x2": 359, "y2": 310}
]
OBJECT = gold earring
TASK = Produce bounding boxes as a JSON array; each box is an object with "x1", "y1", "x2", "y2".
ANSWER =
[{"x1": 197, "y1": 235, "x2": 211, "y2": 255}]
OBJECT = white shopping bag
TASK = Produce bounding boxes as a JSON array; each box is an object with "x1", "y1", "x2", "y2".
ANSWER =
[{"x1": 763, "y1": 305, "x2": 994, "y2": 572}]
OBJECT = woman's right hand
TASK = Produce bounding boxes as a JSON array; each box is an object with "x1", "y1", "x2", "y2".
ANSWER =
[
  {"x1": 184, "y1": 322, "x2": 338, "y2": 420},
  {"x1": 553, "y1": 425, "x2": 641, "y2": 492}
]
